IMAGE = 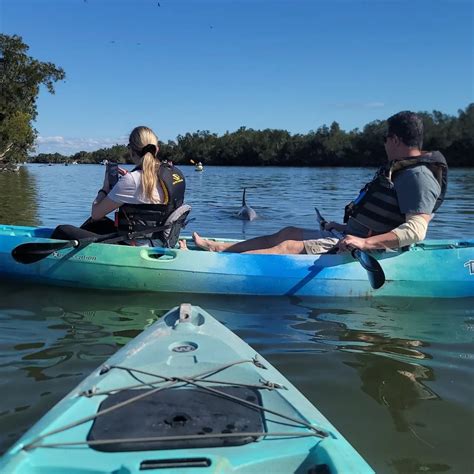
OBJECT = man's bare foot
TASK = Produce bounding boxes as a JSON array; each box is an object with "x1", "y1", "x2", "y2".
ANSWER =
[
  {"x1": 178, "y1": 239, "x2": 188, "y2": 250},
  {"x1": 193, "y1": 232, "x2": 218, "y2": 252}
]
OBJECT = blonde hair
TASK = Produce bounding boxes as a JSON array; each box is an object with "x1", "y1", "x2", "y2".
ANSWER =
[{"x1": 129, "y1": 126, "x2": 160, "y2": 203}]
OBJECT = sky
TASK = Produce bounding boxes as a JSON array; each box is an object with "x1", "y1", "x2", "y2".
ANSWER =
[{"x1": 2, "y1": 0, "x2": 473, "y2": 155}]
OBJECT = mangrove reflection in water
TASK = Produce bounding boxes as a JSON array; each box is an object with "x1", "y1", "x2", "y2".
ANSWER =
[
  {"x1": 0, "y1": 167, "x2": 40, "y2": 226},
  {"x1": 0, "y1": 281, "x2": 472, "y2": 473}
]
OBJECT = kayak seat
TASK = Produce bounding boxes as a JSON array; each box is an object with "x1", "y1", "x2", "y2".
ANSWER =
[
  {"x1": 87, "y1": 386, "x2": 265, "y2": 452},
  {"x1": 155, "y1": 204, "x2": 192, "y2": 248}
]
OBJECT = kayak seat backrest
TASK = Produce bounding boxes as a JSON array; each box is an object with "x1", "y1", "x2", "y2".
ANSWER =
[
  {"x1": 87, "y1": 386, "x2": 265, "y2": 452},
  {"x1": 155, "y1": 204, "x2": 192, "y2": 248}
]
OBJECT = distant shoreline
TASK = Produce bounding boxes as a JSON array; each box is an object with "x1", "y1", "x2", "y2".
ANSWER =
[{"x1": 27, "y1": 105, "x2": 474, "y2": 167}]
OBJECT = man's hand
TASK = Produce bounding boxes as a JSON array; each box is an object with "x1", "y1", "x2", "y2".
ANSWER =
[
  {"x1": 338, "y1": 231, "x2": 400, "y2": 252},
  {"x1": 338, "y1": 234, "x2": 367, "y2": 252}
]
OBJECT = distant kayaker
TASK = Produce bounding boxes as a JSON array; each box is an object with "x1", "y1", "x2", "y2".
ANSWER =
[
  {"x1": 184, "y1": 111, "x2": 447, "y2": 254},
  {"x1": 51, "y1": 126, "x2": 189, "y2": 247}
]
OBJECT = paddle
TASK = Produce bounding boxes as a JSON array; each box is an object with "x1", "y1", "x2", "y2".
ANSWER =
[
  {"x1": 12, "y1": 233, "x2": 117, "y2": 264},
  {"x1": 314, "y1": 207, "x2": 385, "y2": 290},
  {"x1": 11, "y1": 220, "x2": 186, "y2": 265}
]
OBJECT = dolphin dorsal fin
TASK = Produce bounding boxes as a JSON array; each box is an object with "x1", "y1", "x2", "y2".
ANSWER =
[{"x1": 242, "y1": 188, "x2": 247, "y2": 206}]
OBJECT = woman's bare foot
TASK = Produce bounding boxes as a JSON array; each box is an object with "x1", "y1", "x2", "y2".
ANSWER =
[{"x1": 178, "y1": 239, "x2": 188, "y2": 250}]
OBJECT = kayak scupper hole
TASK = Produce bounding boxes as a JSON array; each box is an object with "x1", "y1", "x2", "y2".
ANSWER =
[
  {"x1": 164, "y1": 413, "x2": 191, "y2": 427},
  {"x1": 202, "y1": 427, "x2": 213, "y2": 433}
]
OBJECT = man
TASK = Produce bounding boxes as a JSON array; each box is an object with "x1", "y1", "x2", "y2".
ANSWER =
[{"x1": 188, "y1": 111, "x2": 448, "y2": 254}]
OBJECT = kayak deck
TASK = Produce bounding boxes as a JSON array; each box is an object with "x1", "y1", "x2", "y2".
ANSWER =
[
  {"x1": 0, "y1": 304, "x2": 374, "y2": 473},
  {"x1": 0, "y1": 225, "x2": 473, "y2": 297}
]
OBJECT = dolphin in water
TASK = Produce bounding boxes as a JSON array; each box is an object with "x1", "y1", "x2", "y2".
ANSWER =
[{"x1": 236, "y1": 188, "x2": 257, "y2": 221}]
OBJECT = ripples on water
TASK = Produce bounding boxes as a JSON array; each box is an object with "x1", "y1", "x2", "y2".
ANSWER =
[
  {"x1": 0, "y1": 165, "x2": 473, "y2": 473},
  {"x1": 2, "y1": 164, "x2": 473, "y2": 240}
]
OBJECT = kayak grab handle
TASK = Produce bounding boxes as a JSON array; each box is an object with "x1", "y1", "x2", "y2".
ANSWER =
[{"x1": 141, "y1": 249, "x2": 178, "y2": 261}]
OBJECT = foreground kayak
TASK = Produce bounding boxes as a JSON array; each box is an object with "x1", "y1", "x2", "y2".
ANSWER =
[
  {"x1": 0, "y1": 224, "x2": 473, "y2": 297},
  {"x1": 0, "y1": 304, "x2": 373, "y2": 473}
]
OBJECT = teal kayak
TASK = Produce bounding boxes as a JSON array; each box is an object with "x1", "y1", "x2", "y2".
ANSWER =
[
  {"x1": 0, "y1": 304, "x2": 374, "y2": 473},
  {"x1": 0, "y1": 224, "x2": 473, "y2": 297}
]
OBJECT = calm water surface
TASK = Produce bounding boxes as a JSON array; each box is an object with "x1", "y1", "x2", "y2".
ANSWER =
[{"x1": 0, "y1": 165, "x2": 473, "y2": 473}]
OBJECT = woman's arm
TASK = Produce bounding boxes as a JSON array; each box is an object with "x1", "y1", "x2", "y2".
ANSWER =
[
  {"x1": 90, "y1": 168, "x2": 124, "y2": 220},
  {"x1": 91, "y1": 195, "x2": 121, "y2": 221}
]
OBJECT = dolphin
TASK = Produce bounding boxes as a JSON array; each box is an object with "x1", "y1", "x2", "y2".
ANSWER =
[{"x1": 236, "y1": 188, "x2": 257, "y2": 221}]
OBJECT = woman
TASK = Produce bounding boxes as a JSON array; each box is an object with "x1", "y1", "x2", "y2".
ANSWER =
[{"x1": 51, "y1": 126, "x2": 187, "y2": 246}]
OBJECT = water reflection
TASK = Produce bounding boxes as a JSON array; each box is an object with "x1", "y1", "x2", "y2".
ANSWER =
[
  {"x1": 351, "y1": 355, "x2": 437, "y2": 433},
  {"x1": 0, "y1": 282, "x2": 473, "y2": 473},
  {"x1": 0, "y1": 167, "x2": 40, "y2": 226}
]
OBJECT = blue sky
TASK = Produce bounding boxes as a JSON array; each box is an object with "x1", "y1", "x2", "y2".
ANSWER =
[{"x1": 2, "y1": 0, "x2": 473, "y2": 155}]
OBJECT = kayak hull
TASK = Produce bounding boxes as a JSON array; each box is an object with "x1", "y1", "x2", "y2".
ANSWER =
[
  {"x1": 0, "y1": 304, "x2": 374, "y2": 473},
  {"x1": 0, "y1": 225, "x2": 473, "y2": 297}
]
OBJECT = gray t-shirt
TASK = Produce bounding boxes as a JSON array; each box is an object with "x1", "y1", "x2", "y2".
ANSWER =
[
  {"x1": 346, "y1": 165, "x2": 441, "y2": 237},
  {"x1": 393, "y1": 166, "x2": 441, "y2": 214}
]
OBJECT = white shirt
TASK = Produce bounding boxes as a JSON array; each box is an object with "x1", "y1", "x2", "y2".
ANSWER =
[{"x1": 107, "y1": 169, "x2": 165, "y2": 204}]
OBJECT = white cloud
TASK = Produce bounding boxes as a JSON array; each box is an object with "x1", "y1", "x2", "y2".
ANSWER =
[{"x1": 34, "y1": 135, "x2": 128, "y2": 156}]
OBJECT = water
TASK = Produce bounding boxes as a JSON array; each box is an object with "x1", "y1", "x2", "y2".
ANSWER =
[{"x1": 0, "y1": 164, "x2": 473, "y2": 473}]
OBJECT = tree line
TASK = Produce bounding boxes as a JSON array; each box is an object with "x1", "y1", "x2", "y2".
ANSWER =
[
  {"x1": 1, "y1": 34, "x2": 472, "y2": 168},
  {"x1": 0, "y1": 34, "x2": 64, "y2": 165},
  {"x1": 31, "y1": 105, "x2": 473, "y2": 167}
]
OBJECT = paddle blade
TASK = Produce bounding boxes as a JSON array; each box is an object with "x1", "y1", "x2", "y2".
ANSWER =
[
  {"x1": 314, "y1": 207, "x2": 327, "y2": 231},
  {"x1": 12, "y1": 241, "x2": 73, "y2": 264},
  {"x1": 352, "y1": 249, "x2": 385, "y2": 290}
]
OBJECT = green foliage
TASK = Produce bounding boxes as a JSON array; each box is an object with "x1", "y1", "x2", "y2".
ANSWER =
[
  {"x1": 31, "y1": 105, "x2": 473, "y2": 168},
  {"x1": 0, "y1": 34, "x2": 65, "y2": 162}
]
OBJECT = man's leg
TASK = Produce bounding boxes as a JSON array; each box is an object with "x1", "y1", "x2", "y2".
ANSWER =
[
  {"x1": 193, "y1": 226, "x2": 305, "y2": 253},
  {"x1": 243, "y1": 239, "x2": 306, "y2": 255}
]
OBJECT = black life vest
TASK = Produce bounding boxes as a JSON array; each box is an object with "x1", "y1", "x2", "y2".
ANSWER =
[
  {"x1": 116, "y1": 162, "x2": 186, "y2": 240},
  {"x1": 343, "y1": 151, "x2": 448, "y2": 236}
]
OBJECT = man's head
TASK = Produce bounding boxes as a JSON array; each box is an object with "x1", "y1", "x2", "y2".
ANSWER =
[{"x1": 384, "y1": 111, "x2": 423, "y2": 160}]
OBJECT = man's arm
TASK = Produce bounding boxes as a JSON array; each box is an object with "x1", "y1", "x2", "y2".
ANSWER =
[{"x1": 338, "y1": 213, "x2": 430, "y2": 251}]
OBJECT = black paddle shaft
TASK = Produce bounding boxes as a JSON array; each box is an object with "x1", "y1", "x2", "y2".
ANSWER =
[{"x1": 314, "y1": 207, "x2": 385, "y2": 290}]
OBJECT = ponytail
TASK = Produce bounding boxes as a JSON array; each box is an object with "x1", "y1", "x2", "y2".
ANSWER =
[
  {"x1": 128, "y1": 126, "x2": 160, "y2": 203},
  {"x1": 141, "y1": 152, "x2": 159, "y2": 203}
]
